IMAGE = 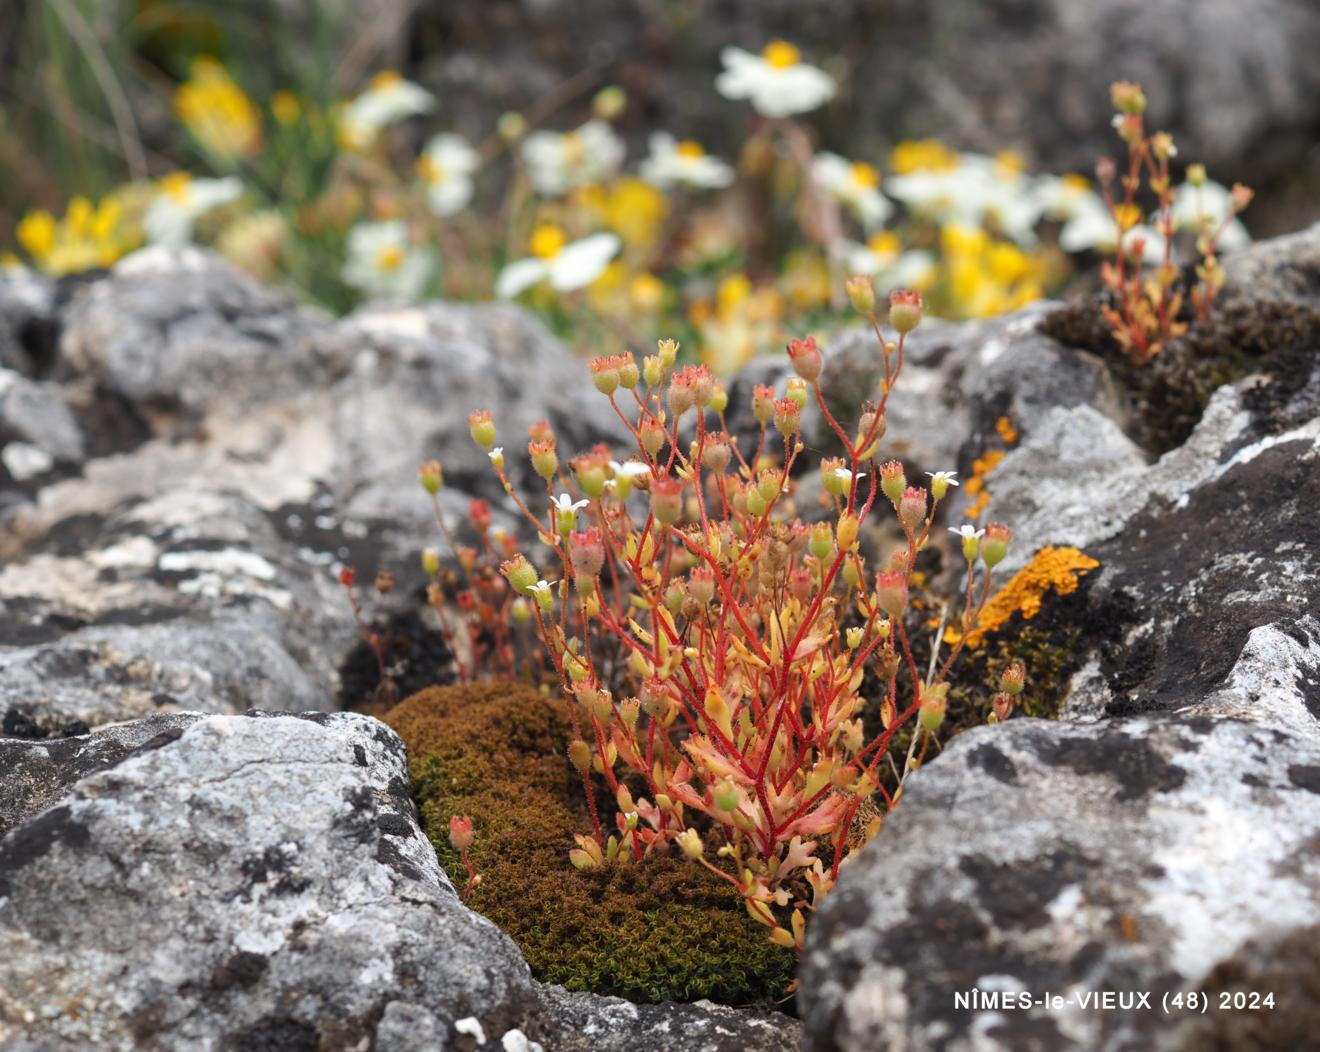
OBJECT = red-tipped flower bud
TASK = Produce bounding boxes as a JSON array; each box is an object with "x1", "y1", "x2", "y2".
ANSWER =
[
  {"x1": 982, "y1": 522, "x2": 1012, "y2": 567},
  {"x1": 787, "y1": 335, "x2": 823, "y2": 383},
  {"x1": 889, "y1": 289, "x2": 922, "y2": 334},
  {"x1": 875, "y1": 571, "x2": 908, "y2": 618}
]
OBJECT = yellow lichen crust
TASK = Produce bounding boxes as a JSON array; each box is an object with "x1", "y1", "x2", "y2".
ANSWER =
[{"x1": 949, "y1": 546, "x2": 1100, "y2": 648}]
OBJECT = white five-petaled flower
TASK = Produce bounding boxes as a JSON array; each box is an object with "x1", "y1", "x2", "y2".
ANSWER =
[
  {"x1": 927, "y1": 471, "x2": 960, "y2": 487},
  {"x1": 144, "y1": 173, "x2": 243, "y2": 246},
  {"x1": 812, "y1": 153, "x2": 893, "y2": 230},
  {"x1": 949, "y1": 524, "x2": 985, "y2": 541},
  {"x1": 339, "y1": 71, "x2": 435, "y2": 151},
  {"x1": 1033, "y1": 173, "x2": 1105, "y2": 222},
  {"x1": 528, "y1": 579, "x2": 555, "y2": 596},
  {"x1": 715, "y1": 40, "x2": 836, "y2": 119},
  {"x1": 495, "y1": 226, "x2": 620, "y2": 299},
  {"x1": 419, "y1": 133, "x2": 480, "y2": 216},
  {"x1": 838, "y1": 233, "x2": 937, "y2": 289},
  {"x1": 552, "y1": 494, "x2": 590, "y2": 513},
  {"x1": 886, "y1": 153, "x2": 1041, "y2": 246},
  {"x1": 639, "y1": 133, "x2": 735, "y2": 191},
  {"x1": 1170, "y1": 179, "x2": 1251, "y2": 252},
  {"x1": 610, "y1": 460, "x2": 651, "y2": 479},
  {"x1": 521, "y1": 120, "x2": 625, "y2": 197},
  {"x1": 341, "y1": 220, "x2": 435, "y2": 301}
]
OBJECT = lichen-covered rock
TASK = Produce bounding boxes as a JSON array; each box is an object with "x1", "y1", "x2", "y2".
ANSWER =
[
  {"x1": 1, "y1": 249, "x2": 626, "y2": 734},
  {"x1": 536, "y1": 985, "x2": 802, "y2": 1052},
  {"x1": 0, "y1": 711, "x2": 804, "y2": 1050},
  {"x1": 800, "y1": 716, "x2": 1320, "y2": 1052},
  {"x1": 0, "y1": 711, "x2": 540, "y2": 1051},
  {"x1": 796, "y1": 214, "x2": 1320, "y2": 1052}
]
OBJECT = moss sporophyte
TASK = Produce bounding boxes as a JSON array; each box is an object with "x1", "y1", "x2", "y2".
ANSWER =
[{"x1": 387, "y1": 281, "x2": 1038, "y2": 958}]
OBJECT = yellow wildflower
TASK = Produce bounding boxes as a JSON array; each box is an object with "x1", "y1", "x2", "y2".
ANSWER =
[
  {"x1": 174, "y1": 57, "x2": 262, "y2": 161},
  {"x1": 888, "y1": 139, "x2": 959, "y2": 174},
  {"x1": 16, "y1": 193, "x2": 138, "y2": 275}
]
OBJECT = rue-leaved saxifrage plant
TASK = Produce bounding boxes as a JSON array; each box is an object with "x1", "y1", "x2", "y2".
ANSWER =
[
  {"x1": 1099, "y1": 81, "x2": 1253, "y2": 363},
  {"x1": 449, "y1": 281, "x2": 1020, "y2": 951}
]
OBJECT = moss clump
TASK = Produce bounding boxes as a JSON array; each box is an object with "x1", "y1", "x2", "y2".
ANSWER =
[{"x1": 385, "y1": 682, "x2": 795, "y2": 1005}]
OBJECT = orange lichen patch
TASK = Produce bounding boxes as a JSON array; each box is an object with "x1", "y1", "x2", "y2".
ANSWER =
[
  {"x1": 995, "y1": 415, "x2": 1019, "y2": 445},
  {"x1": 946, "y1": 546, "x2": 1100, "y2": 648},
  {"x1": 963, "y1": 449, "x2": 1005, "y2": 519}
]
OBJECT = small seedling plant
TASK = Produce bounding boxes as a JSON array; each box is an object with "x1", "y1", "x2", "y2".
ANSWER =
[
  {"x1": 460, "y1": 283, "x2": 1017, "y2": 950},
  {"x1": 1098, "y1": 81, "x2": 1253, "y2": 363}
]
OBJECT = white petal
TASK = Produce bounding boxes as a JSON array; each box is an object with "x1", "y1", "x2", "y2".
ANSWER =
[
  {"x1": 548, "y1": 234, "x2": 620, "y2": 291},
  {"x1": 495, "y1": 258, "x2": 548, "y2": 298}
]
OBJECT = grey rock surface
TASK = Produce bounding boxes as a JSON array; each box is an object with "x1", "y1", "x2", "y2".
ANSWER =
[
  {"x1": 536, "y1": 985, "x2": 802, "y2": 1051},
  {"x1": 801, "y1": 715, "x2": 1320, "y2": 1052},
  {"x1": 1, "y1": 247, "x2": 626, "y2": 736},
  {"x1": 0, "y1": 711, "x2": 541, "y2": 1051},
  {"x1": 0, "y1": 712, "x2": 804, "y2": 1051},
  {"x1": 798, "y1": 220, "x2": 1320, "y2": 1051}
]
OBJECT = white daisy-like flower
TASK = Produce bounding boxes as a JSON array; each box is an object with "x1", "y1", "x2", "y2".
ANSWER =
[
  {"x1": 715, "y1": 40, "x2": 836, "y2": 119},
  {"x1": 1058, "y1": 198, "x2": 1118, "y2": 253},
  {"x1": 927, "y1": 470, "x2": 959, "y2": 487},
  {"x1": 521, "y1": 120, "x2": 625, "y2": 197},
  {"x1": 495, "y1": 226, "x2": 620, "y2": 298},
  {"x1": 887, "y1": 153, "x2": 1041, "y2": 246},
  {"x1": 144, "y1": 173, "x2": 243, "y2": 246},
  {"x1": 339, "y1": 71, "x2": 435, "y2": 150},
  {"x1": 840, "y1": 233, "x2": 936, "y2": 289},
  {"x1": 341, "y1": 220, "x2": 435, "y2": 301},
  {"x1": 813, "y1": 153, "x2": 893, "y2": 229},
  {"x1": 1170, "y1": 179, "x2": 1250, "y2": 252},
  {"x1": 419, "y1": 133, "x2": 480, "y2": 217},
  {"x1": 949, "y1": 524, "x2": 985, "y2": 541},
  {"x1": 639, "y1": 133, "x2": 735, "y2": 191},
  {"x1": 1033, "y1": 173, "x2": 1105, "y2": 222},
  {"x1": 551, "y1": 493, "x2": 590, "y2": 513}
]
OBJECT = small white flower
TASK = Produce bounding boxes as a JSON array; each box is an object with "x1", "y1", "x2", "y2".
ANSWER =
[
  {"x1": 144, "y1": 173, "x2": 243, "y2": 246},
  {"x1": 926, "y1": 470, "x2": 959, "y2": 487},
  {"x1": 528, "y1": 579, "x2": 555, "y2": 597},
  {"x1": 1058, "y1": 198, "x2": 1118, "y2": 253},
  {"x1": 639, "y1": 133, "x2": 734, "y2": 191},
  {"x1": 340, "y1": 71, "x2": 434, "y2": 150},
  {"x1": 419, "y1": 133, "x2": 479, "y2": 216},
  {"x1": 551, "y1": 493, "x2": 590, "y2": 513},
  {"x1": 341, "y1": 220, "x2": 435, "y2": 301},
  {"x1": 495, "y1": 227, "x2": 620, "y2": 298},
  {"x1": 839, "y1": 235, "x2": 936, "y2": 289},
  {"x1": 610, "y1": 460, "x2": 651, "y2": 479},
  {"x1": 1170, "y1": 179, "x2": 1250, "y2": 252},
  {"x1": 832, "y1": 467, "x2": 866, "y2": 482},
  {"x1": 887, "y1": 153, "x2": 1041, "y2": 246},
  {"x1": 1033, "y1": 174, "x2": 1105, "y2": 222},
  {"x1": 715, "y1": 41, "x2": 836, "y2": 119},
  {"x1": 949, "y1": 524, "x2": 985, "y2": 540},
  {"x1": 488, "y1": 447, "x2": 505, "y2": 469},
  {"x1": 813, "y1": 153, "x2": 893, "y2": 229},
  {"x1": 521, "y1": 120, "x2": 625, "y2": 197}
]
